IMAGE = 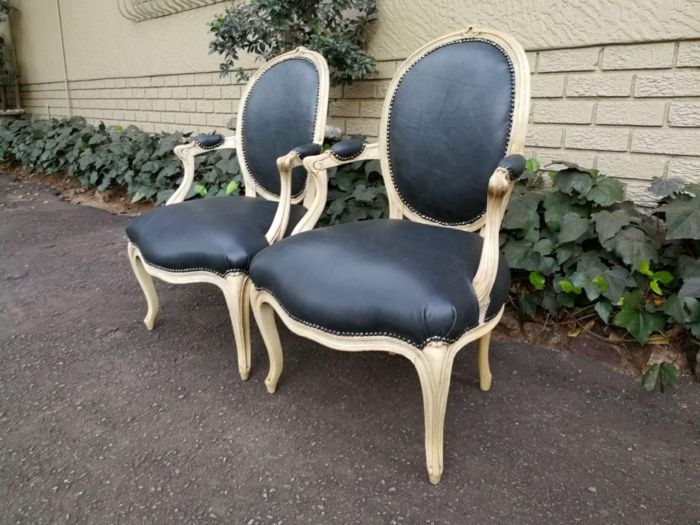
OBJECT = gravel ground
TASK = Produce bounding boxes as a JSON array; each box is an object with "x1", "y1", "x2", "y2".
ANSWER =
[{"x1": 1, "y1": 174, "x2": 698, "y2": 524}]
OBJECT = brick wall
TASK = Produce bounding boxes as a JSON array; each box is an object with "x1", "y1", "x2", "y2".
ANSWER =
[{"x1": 20, "y1": 39, "x2": 700, "y2": 204}]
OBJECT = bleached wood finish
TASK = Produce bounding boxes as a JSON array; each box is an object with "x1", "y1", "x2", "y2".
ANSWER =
[
  {"x1": 127, "y1": 47, "x2": 329, "y2": 380},
  {"x1": 251, "y1": 28, "x2": 530, "y2": 484}
]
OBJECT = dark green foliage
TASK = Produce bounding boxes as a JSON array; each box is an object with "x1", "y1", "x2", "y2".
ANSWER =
[
  {"x1": 0, "y1": 116, "x2": 241, "y2": 205},
  {"x1": 209, "y1": 0, "x2": 377, "y2": 85},
  {"x1": 643, "y1": 362, "x2": 680, "y2": 392}
]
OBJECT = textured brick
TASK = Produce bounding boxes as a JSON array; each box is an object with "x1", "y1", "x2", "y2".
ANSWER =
[
  {"x1": 344, "y1": 82, "x2": 376, "y2": 99},
  {"x1": 566, "y1": 72, "x2": 633, "y2": 97},
  {"x1": 624, "y1": 180, "x2": 658, "y2": 207},
  {"x1": 528, "y1": 149, "x2": 596, "y2": 169},
  {"x1": 603, "y1": 43, "x2": 675, "y2": 70},
  {"x1": 220, "y1": 86, "x2": 241, "y2": 99},
  {"x1": 631, "y1": 129, "x2": 700, "y2": 155},
  {"x1": 667, "y1": 158, "x2": 700, "y2": 182},
  {"x1": 171, "y1": 87, "x2": 187, "y2": 99},
  {"x1": 179, "y1": 74, "x2": 195, "y2": 86},
  {"x1": 139, "y1": 100, "x2": 152, "y2": 111},
  {"x1": 202, "y1": 86, "x2": 221, "y2": 99},
  {"x1": 596, "y1": 153, "x2": 667, "y2": 180},
  {"x1": 165, "y1": 100, "x2": 180, "y2": 112},
  {"x1": 329, "y1": 100, "x2": 359, "y2": 117},
  {"x1": 367, "y1": 61, "x2": 396, "y2": 79},
  {"x1": 189, "y1": 113, "x2": 206, "y2": 126},
  {"x1": 179, "y1": 100, "x2": 195, "y2": 112},
  {"x1": 677, "y1": 41, "x2": 700, "y2": 67},
  {"x1": 150, "y1": 76, "x2": 164, "y2": 88},
  {"x1": 163, "y1": 75, "x2": 179, "y2": 87},
  {"x1": 194, "y1": 73, "x2": 213, "y2": 86},
  {"x1": 345, "y1": 117, "x2": 379, "y2": 137},
  {"x1": 635, "y1": 71, "x2": 700, "y2": 97},
  {"x1": 329, "y1": 85, "x2": 343, "y2": 99},
  {"x1": 196, "y1": 100, "x2": 214, "y2": 113},
  {"x1": 158, "y1": 88, "x2": 173, "y2": 99},
  {"x1": 532, "y1": 101, "x2": 594, "y2": 124},
  {"x1": 360, "y1": 100, "x2": 384, "y2": 118},
  {"x1": 526, "y1": 52, "x2": 537, "y2": 73},
  {"x1": 525, "y1": 126, "x2": 563, "y2": 148},
  {"x1": 596, "y1": 101, "x2": 666, "y2": 126},
  {"x1": 213, "y1": 99, "x2": 233, "y2": 114},
  {"x1": 206, "y1": 113, "x2": 226, "y2": 127},
  {"x1": 538, "y1": 47, "x2": 599, "y2": 72},
  {"x1": 187, "y1": 87, "x2": 204, "y2": 99},
  {"x1": 668, "y1": 102, "x2": 700, "y2": 127},
  {"x1": 531, "y1": 74, "x2": 566, "y2": 98},
  {"x1": 151, "y1": 100, "x2": 165, "y2": 111},
  {"x1": 565, "y1": 128, "x2": 629, "y2": 151},
  {"x1": 131, "y1": 88, "x2": 145, "y2": 98}
]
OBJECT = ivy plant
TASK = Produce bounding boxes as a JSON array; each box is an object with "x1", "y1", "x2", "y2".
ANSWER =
[{"x1": 209, "y1": 0, "x2": 378, "y2": 85}]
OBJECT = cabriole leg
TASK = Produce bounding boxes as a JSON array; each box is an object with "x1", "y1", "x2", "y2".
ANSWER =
[
  {"x1": 415, "y1": 342, "x2": 454, "y2": 485},
  {"x1": 220, "y1": 274, "x2": 252, "y2": 381},
  {"x1": 127, "y1": 243, "x2": 159, "y2": 330},
  {"x1": 478, "y1": 332, "x2": 493, "y2": 392},
  {"x1": 251, "y1": 292, "x2": 284, "y2": 394}
]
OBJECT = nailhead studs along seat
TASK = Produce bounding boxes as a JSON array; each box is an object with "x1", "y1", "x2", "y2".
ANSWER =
[
  {"x1": 248, "y1": 28, "x2": 531, "y2": 484},
  {"x1": 126, "y1": 47, "x2": 329, "y2": 381}
]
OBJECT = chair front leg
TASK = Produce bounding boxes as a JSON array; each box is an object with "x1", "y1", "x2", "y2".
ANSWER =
[
  {"x1": 415, "y1": 341, "x2": 455, "y2": 485},
  {"x1": 127, "y1": 243, "x2": 159, "y2": 330},
  {"x1": 250, "y1": 288, "x2": 284, "y2": 393},
  {"x1": 220, "y1": 274, "x2": 252, "y2": 381},
  {"x1": 478, "y1": 332, "x2": 493, "y2": 392}
]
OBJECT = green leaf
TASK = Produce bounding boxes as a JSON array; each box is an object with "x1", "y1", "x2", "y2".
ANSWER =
[
  {"x1": 587, "y1": 177, "x2": 624, "y2": 206},
  {"x1": 225, "y1": 180, "x2": 239, "y2": 195},
  {"x1": 679, "y1": 276, "x2": 700, "y2": 298},
  {"x1": 529, "y1": 271, "x2": 546, "y2": 290},
  {"x1": 643, "y1": 363, "x2": 660, "y2": 391},
  {"x1": 591, "y1": 209, "x2": 635, "y2": 243},
  {"x1": 660, "y1": 362, "x2": 679, "y2": 389},
  {"x1": 525, "y1": 158, "x2": 540, "y2": 173},
  {"x1": 613, "y1": 302, "x2": 666, "y2": 344},
  {"x1": 553, "y1": 169, "x2": 594, "y2": 197},
  {"x1": 657, "y1": 193, "x2": 700, "y2": 240},
  {"x1": 614, "y1": 228, "x2": 658, "y2": 267},
  {"x1": 649, "y1": 280, "x2": 663, "y2": 295},
  {"x1": 649, "y1": 177, "x2": 684, "y2": 199},
  {"x1": 602, "y1": 266, "x2": 635, "y2": 303},
  {"x1": 130, "y1": 191, "x2": 145, "y2": 203},
  {"x1": 592, "y1": 275, "x2": 608, "y2": 292},
  {"x1": 661, "y1": 294, "x2": 687, "y2": 324},
  {"x1": 195, "y1": 183, "x2": 207, "y2": 197},
  {"x1": 559, "y1": 279, "x2": 582, "y2": 295},
  {"x1": 558, "y1": 213, "x2": 590, "y2": 243},
  {"x1": 595, "y1": 300, "x2": 613, "y2": 324},
  {"x1": 652, "y1": 271, "x2": 673, "y2": 285},
  {"x1": 639, "y1": 260, "x2": 653, "y2": 277}
]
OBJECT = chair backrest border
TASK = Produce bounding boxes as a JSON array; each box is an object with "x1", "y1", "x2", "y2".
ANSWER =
[
  {"x1": 378, "y1": 27, "x2": 531, "y2": 231},
  {"x1": 236, "y1": 47, "x2": 329, "y2": 203}
]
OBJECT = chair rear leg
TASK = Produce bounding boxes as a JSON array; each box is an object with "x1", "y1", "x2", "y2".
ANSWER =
[
  {"x1": 221, "y1": 274, "x2": 252, "y2": 381},
  {"x1": 250, "y1": 290, "x2": 284, "y2": 394},
  {"x1": 478, "y1": 332, "x2": 493, "y2": 392},
  {"x1": 415, "y1": 342, "x2": 454, "y2": 485},
  {"x1": 127, "y1": 243, "x2": 159, "y2": 330}
]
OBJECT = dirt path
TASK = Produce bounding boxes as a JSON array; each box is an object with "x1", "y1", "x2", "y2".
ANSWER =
[{"x1": 1, "y1": 174, "x2": 698, "y2": 524}]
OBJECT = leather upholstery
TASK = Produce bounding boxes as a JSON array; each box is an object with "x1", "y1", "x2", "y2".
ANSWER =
[
  {"x1": 330, "y1": 139, "x2": 366, "y2": 160},
  {"x1": 195, "y1": 134, "x2": 225, "y2": 149},
  {"x1": 241, "y1": 58, "x2": 319, "y2": 198},
  {"x1": 250, "y1": 219, "x2": 510, "y2": 347},
  {"x1": 499, "y1": 154, "x2": 526, "y2": 179},
  {"x1": 126, "y1": 196, "x2": 308, "y2": 275},
  {"x1": 294, "y1": 143, "x2": 322, "y2": 159},
  {"x1": 387, "y1": 40, "x2": 514, "y2": 225}
]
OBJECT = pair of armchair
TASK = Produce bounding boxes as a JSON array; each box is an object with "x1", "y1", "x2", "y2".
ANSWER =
[{"x1": 126, "y1": 28, "x2": 531, "y2": 484}]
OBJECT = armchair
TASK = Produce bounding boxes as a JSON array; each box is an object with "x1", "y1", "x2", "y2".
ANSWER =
[
  {"x1": 248, "y1": 28, "x2": 530, "y2": 483},
  {"x1": 125, "y1": 47, "x2": 329, "y2": 381}
]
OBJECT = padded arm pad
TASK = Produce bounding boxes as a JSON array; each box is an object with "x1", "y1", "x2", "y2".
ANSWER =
[
  {"x1": 498, "y1": 154, "x2": 527, "y2": 179},
  {"x1": 293, "y1": 143, "x2": 322, "y2": 159},
  {"x1": 194, "y1": 134, "x2": 225, "y2": 149},
  {"x1": 330, "y1": 139, "x2": 366, "y2": 161}
]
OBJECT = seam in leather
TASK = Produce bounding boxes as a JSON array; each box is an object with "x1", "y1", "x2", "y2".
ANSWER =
[
  {"x1": 136, "y1": 252, "x2": 247, "y2": 278},
  {"x1": 331, "y1": 141, "x2": 366, "y2": 161},
  {"x1": 255, "y1": 286, "x2": 500, "y2": 349},
  {"x1": 385, "y1": 38, "x2": 516, "y2": 227},
  {"x1": 238, "y1": 57, "x2": 319, "y2": 200}
]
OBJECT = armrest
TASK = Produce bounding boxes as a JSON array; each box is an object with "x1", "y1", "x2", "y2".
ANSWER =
[
  {"x1": 472, "y1": 157, "x2": 519, "y2": 319},
  {"x1": 167, "y1": 134, "x2": 237, "y2": 205},
  {"x1": 264, "y1": 143, "x2": 322, "y2": 244},
  {"x1": 302, "y1": 140, "x2": 380, "y2": 173}
]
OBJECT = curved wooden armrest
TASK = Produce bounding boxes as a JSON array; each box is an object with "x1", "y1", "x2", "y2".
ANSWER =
[
  {"x1": 264, "y1": 150, "x2": 306, "y2": 244},
  {"x1": 472, "y1": 165, "x2": 515, "y2": 320},
  {"x1": 302, "y1": 141, "x2": 380, "y2": 173},
  {"x1": 166, "y1": 135, "x2": 237, "y2": 205}
]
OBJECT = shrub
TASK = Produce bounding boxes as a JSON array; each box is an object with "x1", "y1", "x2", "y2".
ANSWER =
[{"x1": 209, "y1": 0, "x2": 378, "y2": 85}]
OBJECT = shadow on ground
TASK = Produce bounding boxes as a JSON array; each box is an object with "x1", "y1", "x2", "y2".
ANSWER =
[{"x1": 1, "y1": 175, "x2": 698, "y2": 524}]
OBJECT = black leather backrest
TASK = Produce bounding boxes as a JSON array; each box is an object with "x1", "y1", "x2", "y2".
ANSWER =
[
  {"x1": 386, "y1": 39, "x2": 514, "y2": 225},
  {"x1": 240, "y1": 58, "x2": 319, "y2": 198}
]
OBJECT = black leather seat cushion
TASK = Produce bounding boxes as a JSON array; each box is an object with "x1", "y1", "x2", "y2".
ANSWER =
[
  {"x1": 250, "y1": 219, "x2": 510, "y2": 347},
  {"x1": 126, "y1": 196, "x2": 307, "y2": 276}
]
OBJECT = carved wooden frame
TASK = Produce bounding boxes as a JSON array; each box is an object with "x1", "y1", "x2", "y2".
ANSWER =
[
  {"x1": 127, "y1": 47, "x2": 329, "y2": 381},
  {"x1": 250, "y1": 28, "x2": 530, "y2": 483}
]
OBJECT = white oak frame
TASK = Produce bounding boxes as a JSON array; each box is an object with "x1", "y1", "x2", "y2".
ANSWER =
[
  {"x1": 128, "y1": 47, "x2": 329, "y2": 381},
  {"x1": 250, "y1": 27, "x2": 530, "y2": 483}
]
